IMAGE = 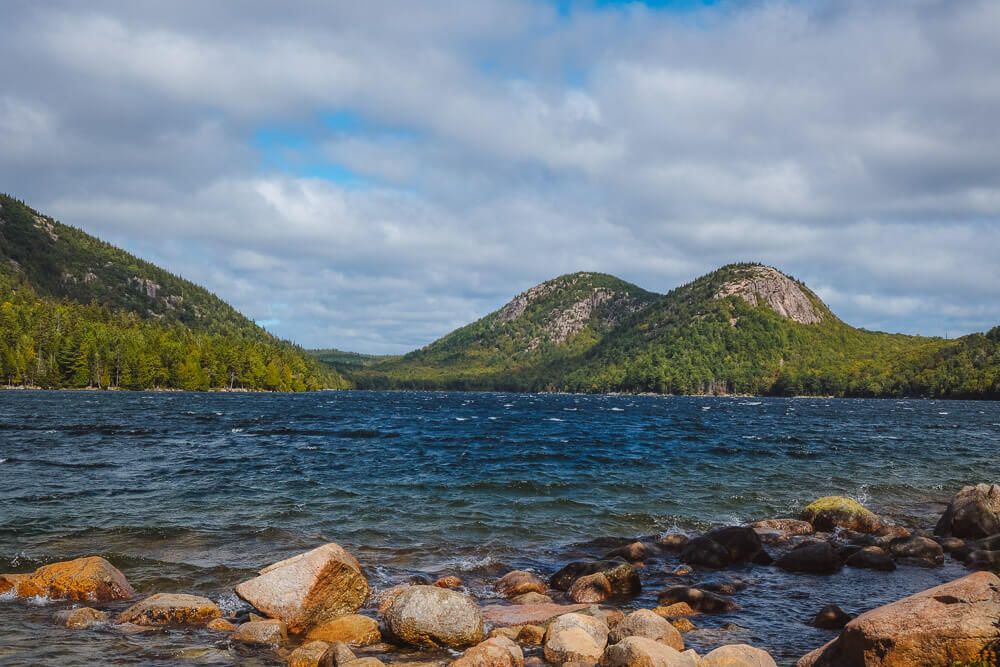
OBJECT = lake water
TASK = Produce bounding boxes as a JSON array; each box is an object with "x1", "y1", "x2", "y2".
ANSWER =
[{"x1": 1, "y1": 391, "x2": 997, "y2": 665}]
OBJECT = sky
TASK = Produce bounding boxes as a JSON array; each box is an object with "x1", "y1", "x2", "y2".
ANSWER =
[{"x1": 2, "y1": 0, "x2": 999, "y2": 353}]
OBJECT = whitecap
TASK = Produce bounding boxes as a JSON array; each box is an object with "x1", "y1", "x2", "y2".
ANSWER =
[
  {"x1": 938, "y1": 411, "x2": 949, "y2": 415},
  {"x1": 455, "y1": 417, "x2": 467, "y2": 421},
  {"x1": 230, "y1": 428, "x2": 244, "y2": 433},
  {"x1": 610, "y1": 407, "x2": 624, "y2": 412},
  {"x1": 488, "y1": 417, "x2": 498, "y2": 420},
  {"x1": 701, "y1": 406, "x2": 711, "y2": 411},
  {"x1": 0, "y1": 458, "x2": 6, "y2": 464},
  {"x1": 547, "y1": 417, "x2": 564, "y2": 422}
]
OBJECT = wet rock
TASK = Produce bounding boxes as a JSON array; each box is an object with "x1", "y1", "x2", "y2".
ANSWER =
[
  {"x1": 434, "y1": 576, "x2": 463, "y2": 589},
  {"x1": 331, "y1": 642, "x2": 358, "y2": 666},
  {"x1": 653, "y1": 603, "x2": 698, "y2": 618},
  {"x1": 376, "y1": 585, "x2": 411, "y2": 615},
  {"x1": 383, "y1": 585, "x2": 483, "y2": 649},
  {"x1": 111, "y1": 622, "x2": 161, "y2": 635},
  {"x1": 517, "y1": 625, "x2": 546, "y2": 646},
  {"x1": 669, "y1": 618, "x2": 695, "y2": 633},
  {"x1": 701, "y1": 579, "x2": 748, "y2": 596},
  {"x1": 288, "y1": 640, "x2": 334, "y2": 667},
  {"x1": 700, "y1": 644, "x2": 777, "y2": 666},
  {"x1": 207, "y1": 618, "x2": 237, "y2": 632},
  {"x1": 235, "y1": 543, "x2": 369, "y2": 634},
  {"x1": 886, "y1": 535, "x2": 944, "y2": 567},
  {"x1": 775, "y1": 542, "x2": 842, "y2": 575},
  {"x1": 967, "y1": 549, "x2": 1000, "y2": 571},
  {"x1": 797, "y1": 571, "x2": 1000, "y2": 666},
  {"x1": 679, "y1": 537, "x2": 731, "y2": 569},
  {"x1": 705, "y1": 526, "x2": 772, "y2": 565},
  {"x1": 496, "y1": 571, "x2": 547, "y2": 598},
  {"x1": 543, "y1": 613, "x2": 609, "y2": 665},
  {"x1": 550, "y1": 561, "x2": 641, "y2": 597},
  {"x1": 569, "y1": 573, "x2": 613, "y2": 603},
  {"x1": 451, "y1": 636, "x2": 524, "y2": 667},
  {"x1": 936, "y1": 536, "x2": 967, "y2": 553},
  {"x1": 54, "y1": 606, "x2": 108, "y2": 629},
  {"x1": 590, "y1": 608, "x2": 625, "y2": 630},
  {"x1": 511, "y1": 592, "x2": 552, "y2": 605},
  {"x1": 117, "y1": 593, "x2": 221, "y2": 626},
  {"x1": 232, "y1": 618, "x2": 288, "y2": 646},
  {"x1": 657, "y1": 587, "x2": 737, "y2": 614},
  {"x1": 482, "y1": 603, "x2": 589, "y2": 627},
  {"x1": 844, "y1": 546, "x2": 896, "y2": 571},
  {"x1": 608, "y1": 609, "x2": 683, "y2": 651},
  {"x1": 934, "y1": 483, "x2": 1000, "y2": 539},
  {"x1": 604, "y1": 542, "x2": 653, "y2": 564},
  {"x1": 489, "y1": 627, "x2": 521, "y2": 641},
  {"x1": 342, "y1": 659, "x2": 386, "y2": 667},
  {"x1": 657, "y1": 534, "x2": 690, "y2": 551},
  {"x1": 306, "y1": 614, "x2": 381, "y2": 646},
  {"x1": 801, "y1": 496, "x2": 881, "y2": 533},
  {"x1": 811, "y1": 604, "x2": 852, "y2": 630},
  {"x1": 600, "y1": 636, "x2": 696, "y2": 667},
  {"x1": 751, "y1": 519, "x2": 815, "y2": 536},
  {"x1": 0, "y1": 556, "x2": 134, "y2": 602}
]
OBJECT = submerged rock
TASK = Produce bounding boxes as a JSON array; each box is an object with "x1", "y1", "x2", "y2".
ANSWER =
[
  {"x1": 801, "y1": 496, "x2": 881, "y2": 533},
  {"x1": 935, "y1": 484, "x2": 1000, "y2": 539},
  {"x1": 657, "y1": 587, "x2": 737, "y2": 614},
  {"x1": 550, "y1": 561, "x2": 641, "y2": 596},
  {"x1": 117, "y1": 593, "x2": 222, "y2": 626},
  {"x1": 0, "y1": 556, "x2": 134, "y2": 602},
  {"x1": 604, "y1": 542, "x2": 653, "y2": 564},
  {"x1": 235, "y1": 543, "x2": 369, "y2": 634},
  {"x1": 305, "y1": 614, "x2": 381, "y2": 646},
  {"x1": 451, "y1": 636, "x2": 524, "y2": 667},
  {"x1": 232, "y1": 618, "x2": 288, "y2": 645},
  {"x1": 54, "y1": 606, "x2": 109, "y2": 629},
  {"x1": 797, "y1": 571, "x2": 1000, "y2": 666},
  {"x1": 886, "y1": 535, "x2": 944, "y2": 567},
  {"x1": 700, "y1": 644, "x2": 777, "y2": 667},
  {"x1": 811, "y1": 604, "x2": 852, "y2": 630},
  {"x1": 496, "y1": 571, "x2": 547, "y2": 598},
  {"x1": 383, "y1": 585, "x2": 483, "y2": 649},
  {"x1": 568, "y1": 572, "x2": 613, "y2": 603},
  {"x1": 775, "y1": 542, "x2": 842, "y2": 575},
  {"x1": 657, "y1": 534, "x2": 690, "y2": 551},
  {"x1": 608, "y1": 609, "x2": 683, "y2": 651},
  {"x1": 600, "y1": 636, "x2": 696, "y2": 667},
  {"x1": 543, "y1": 613, "x2": 609, "y2": 665},
  {"x1": 844, "y1": 546, "x2": 896, "y2": 571}
]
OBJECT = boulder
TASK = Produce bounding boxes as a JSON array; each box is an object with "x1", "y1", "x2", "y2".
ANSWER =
[
  {"x1": 600, "y1": 636, "x2": 697, "y2": 667},
  {"x1": 700, "y1": 644, "x2": 777, "y2": 666},
  {"x1": 776, "y1": 542, "x2": 842, "y2": 575},
  {"x1": 511, "y1": 592, "x2": 552, "y2": 605},
  {"x1": 812, "y1": 604, "x2": 852, "y2": 630},
  {"x1": 117, "y1": 593, "x2": 221, "y2": 626},
  {"x1": 608, "y1": 609, "x2": 683, "y2": 651},
  {"x1": 886, "y1": 535, "x2": 944, "y2": 567},
  {"x1": 376, "y1": 584, "x2": 411, "y2": 615},
  {"x1": 705, "y1": 527, "x2": 772, "y2": 564},
  {"x1": 844, "y1": 546, "x2": 896, "y2": 571},
  {"x1": 657, "y1": 534, "x2": 690, "y2": 551},
  {"x1": 435, "y1": 576, "x2": 463, "y2": 589},
  {"x1": 383, "y1": 585, "x2": 484, "y2": 649},
  {"x1": 657, "y1": 587, "x2": 736, "y2": 614},
  {"x1": 482, "y1": 603, "x2": 589, "y2": 627},
  {"x1": 604, "y1": 542, "x2": 653, "y2": 564},
  {"x1": 306, "y1": 614, "x2": 381, "y2": 646},
  {"x1": 934, "y1": 483, "x2": 1000, "y2": 539},
  {"x1": 801, "y1": 497, "x2": 881, "y2": 533},
  {"x1": 451, "y1": 636, "x2": 524, "y2": 667},
  {"x1": 232, "y1": 618, "x2": 288, "y2": 645},
  {"x1": 679, "y1": 537, "x2": 731, "y2": 569},
  {"x1": 550, "y1": 561, "x2": 641, "y2": 596},
  {"x1": 288, "y1": 640, "x2": 334, "y2": 667},
  {"x1": 235, "y1": 543, "x2": 369, "y2": 634},
  {"x1": 496, "y1": 571, "x2": 547, "y2": 598},
  {"x1": 797, "y1": 571, "x2": 1000, "y2": 666},
  {"x1": 54, "y1": 606, "x2": 108, "y2": 629},
  {"x1": 0, "y1": 556, "x2": 134, "y2": 602},
  {"x1": 543, "y1": 613, "x2": 609, "y2": 665},
  {"x1": 569, "y1": 572, "x2": 613, "y2": 603},
  {"x1": 207, "y1": 618, "x2": 237, "y2": 632},
  {"x1": 592, "y1": 608, "x2": 626, "y2": 630}
]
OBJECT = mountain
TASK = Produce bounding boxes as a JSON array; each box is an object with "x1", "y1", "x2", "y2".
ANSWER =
[
  {"x1": 354, "y1": 263, "x2": 1000, "y2": 398},
  {"x1": 0, "y1": 194, "x2": 347, "y2": 390}
]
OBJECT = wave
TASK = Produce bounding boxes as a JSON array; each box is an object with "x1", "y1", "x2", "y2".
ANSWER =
[{"x1": 0, "y1": 457, "x2": 118, "y2": 470}]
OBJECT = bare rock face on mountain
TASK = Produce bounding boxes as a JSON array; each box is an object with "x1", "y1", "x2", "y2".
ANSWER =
[{"x1": 714, "y1": 266, "x2": 822, "y2": 324}]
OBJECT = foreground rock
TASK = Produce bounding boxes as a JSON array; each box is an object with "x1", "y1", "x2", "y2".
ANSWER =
[
  {"x1": 600, "y1": 636, "x2": 697, "y2": 667},
  {"x1": 288, "y1": 640, "x2": 335, "y2": 667},
  {"x1": 934, "y1": 483, "x2": 1000, "y2": 539},
  {"x1": 451, "y1": 636, "x2": 524, "y2": 667},
  {"x1": 0, "y1": 556, "x2": 134, "y2": 602},
  {"x1": 658, "y1": 587, "x2": 737, "y2": 614},
  {"x1": 236, "y1": 543, "x2": 369, "y2": 634},
  {"x1": 55, "y1": 607, "x2": 109, "y2": 629},
  {"x1": 776, "y1": 542, "x2": 842, "y2": 574},
  {"x1": 495, "y1": 571, "x2": 547, "y2": 598},
  {"x1": 801, "y1": 496, "x2": 880, "y2": 533},
  {"x1": 609, "y1": 609, "x2": 683, "y2": 651},
  {"x1": 543, "y1": 613, "x2": 609, "y2": 664},
  {"x1": 482, "y1": 602, "x2": 589, "y2": 627},
  {"x1": 306, "y1": 614, "x2": 381, "y2": 646},
  {"x1": 232, "y1": 618, "x2": 288, "y2": 645},
  {"x1": 797, "y1": 571, "x2": 1000, "y2": 666},
  {"x1": 701, "y1": 644, "x2": 777, "y2": 666},
  {"x1": 384, "y1": 585, "x2": 483, "y2": 648},
  {"x1": 549, "y1": 561, "x2": 641, "y2": 596},
  {"x1": 117, "y1": 593, "x2": 221, "y2": 626}
]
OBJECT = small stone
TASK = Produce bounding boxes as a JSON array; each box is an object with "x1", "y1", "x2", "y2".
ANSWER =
[
  {"x1": 54, "y1": 607, "x2": 108, "y2": 629},
  {"x1": 604, "y1": 542, "x2": 653, "y2": 564},
  {"x1": 670, "y1": 618, "x2": 695, "y2": 633},
  {"x1": 207, "y1": 617, "x2": 237, "y2": 632},
  {"x1": 657, "y1": 587, "x2": 737, "y2": 614},
  {"x1": 510, "y1": 592, "x2": 552, "y2": 605},
  {"x1": 435, "y1": 576, "x2": 463, "y2": 589},
  {"x1": 495, "y1": 571, "x2": 547, "y2": 598},
  {"x1": 653, "y1": 603, "x2": 698, "y2": 618},
  {"x1": 341, "y1": 659, "x2": 386, "y2": 667},
  {"x1": 482, "y1": 603, "x2": 589, "y2": 627},
  {"x1": 232, "y1": 618, "x2": 288, "y2": 646},
  {"x1": 657, "y1": 534, "x2": 690, "y2": 551},
  {"x1": 812, "y1": 604, "x2": 853, "y2": 630},
  {"x1": 670, "y1": 566, "x2": 692, "y2": 576},
  {"x1": 569, "y1": 573, "x2": 613, "y2": 604},
  {"x1": 331, "y1": 642, "x2": 358, "y2": 667},
  {"x1": 750, "y1": 519, "x2": 815, "y2": 536},
  {"x1": 306, "y1": 614, "x2": 381, "y2": 646},
  {"x1": 517, "y1": 625, "x2": 545, "y2": 646},
  {"x1": 489, "y1": 626, "x2": 522, "y2": 641},
  {"x1": 117, "y1": 593, "x2": 222, "y2": 626},
  {"x1": 288, "y1": 640, "x2": 334, "y2": 667}
]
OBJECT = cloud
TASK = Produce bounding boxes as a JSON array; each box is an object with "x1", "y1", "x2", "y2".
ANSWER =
[{"x1": 1, "y1": 0, "x2": 999, "y2": 352}]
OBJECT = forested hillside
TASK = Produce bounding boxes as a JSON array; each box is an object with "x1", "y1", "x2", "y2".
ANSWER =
[{"x1": 0, "y1": 194, "x2": 347, "y2": 391}]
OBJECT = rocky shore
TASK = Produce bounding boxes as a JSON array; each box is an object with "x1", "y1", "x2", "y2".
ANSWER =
[{"x1": 4, "y1": 484, "x2": 1000, "y2": 666}]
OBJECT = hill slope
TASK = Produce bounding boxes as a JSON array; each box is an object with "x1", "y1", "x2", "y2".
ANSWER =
[
  {"x1": 0, "y1": 194, "x2": 347, "y2": 391},
  {"x1": 355, "y1": 264, "x2": 1000, "y2": 398}
]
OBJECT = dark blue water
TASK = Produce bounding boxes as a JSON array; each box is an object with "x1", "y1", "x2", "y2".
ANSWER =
[{"x1": 1, "y1": 391, "x2": 997, "y2": 666}]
